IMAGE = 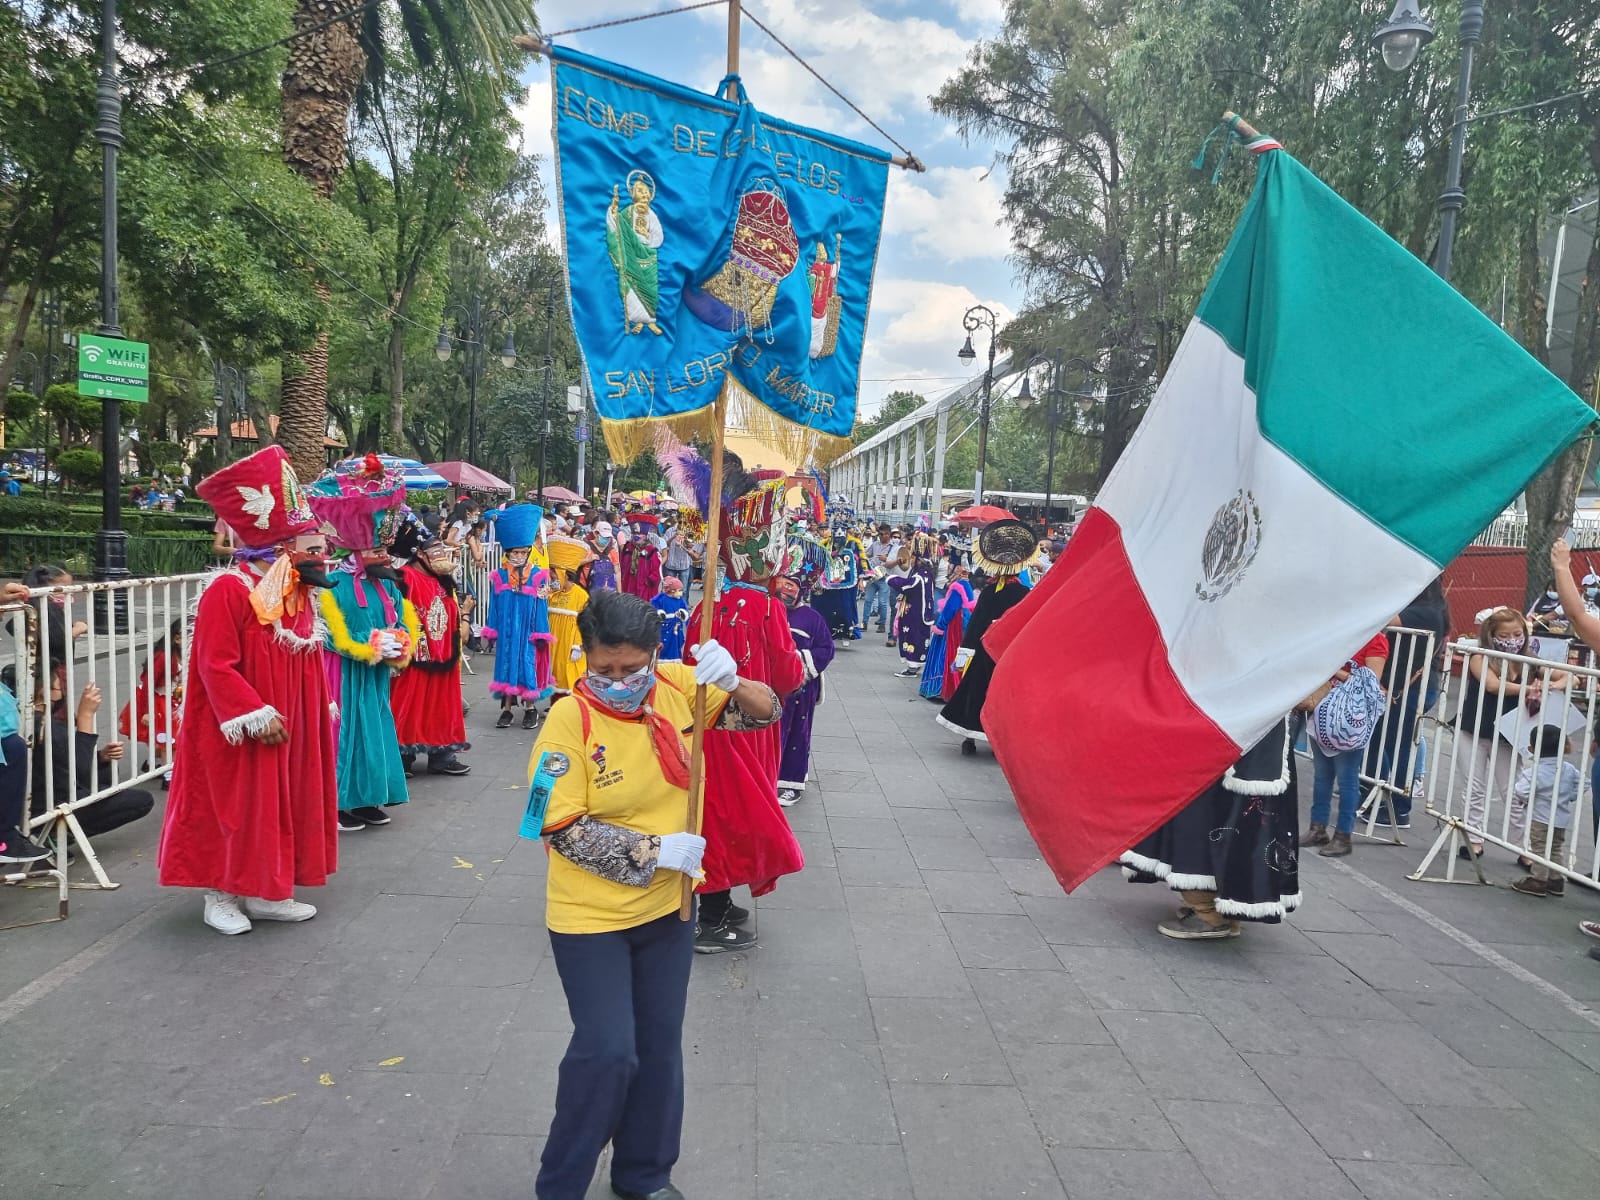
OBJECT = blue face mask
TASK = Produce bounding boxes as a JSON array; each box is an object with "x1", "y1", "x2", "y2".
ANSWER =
[{"x1": 587, "y1": 660, "x2": 656, "y2": 714}]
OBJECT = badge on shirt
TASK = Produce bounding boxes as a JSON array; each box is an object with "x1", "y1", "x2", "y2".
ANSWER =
[
  {"x1": 543, "y1": 752, "x2": 570, "y2": 778},
  {"x1": 519, "y1": 751, "x2": 564, "y2": 840}
]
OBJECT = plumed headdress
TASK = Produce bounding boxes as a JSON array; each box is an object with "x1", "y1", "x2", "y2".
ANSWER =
[{"x1": 389, "y1": 510, "x2": 439, "y2": 561}]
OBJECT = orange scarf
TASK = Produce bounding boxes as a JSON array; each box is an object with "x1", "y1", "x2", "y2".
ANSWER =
[
  {"x1": 573, "y1": 680, "x2": 692, "y2": 791},
  {"x1": 247, "y1": 555, "x2": 308, "y2": 625}
]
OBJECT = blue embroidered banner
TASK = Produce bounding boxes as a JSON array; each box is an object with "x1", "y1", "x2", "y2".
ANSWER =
[{"x1": 548, "y1": 47, "x2": 891, "y2": 465}]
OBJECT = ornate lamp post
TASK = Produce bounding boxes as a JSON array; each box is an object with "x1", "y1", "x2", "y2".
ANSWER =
[
  {"x1": 957, "y1": 304, "x2": 999, "y2": 504},
  {"x1": 1373, "y1": 0, "x2": 1481, "y2": 283},
  {"x1": 1018, "y1": 352, "x2": 1102, "y2": 531},
  {"x1": 435, "y1": 295, "x2": 516, "y2": 465}
]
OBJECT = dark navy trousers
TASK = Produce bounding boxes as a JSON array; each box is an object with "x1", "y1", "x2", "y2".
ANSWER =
[{"x1": 536, "y1": 908, "x2": 695, "y2": 1200}]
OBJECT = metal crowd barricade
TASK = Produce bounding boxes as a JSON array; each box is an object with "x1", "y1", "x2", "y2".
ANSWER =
[
  {"x1": 2, "y1": 573, "x2": 211, "y2": 924},
  {"x1": 460, "y1": 535, "x2": 499, "y2": 676},
  {"x1": 1410, "y1": 638, "x2": 1600, "y2": 890},
  {"x1": 1353, "y1": 627, "x2": 1438, "y2": 844},
  {"x1": 0, "y1": 598, "x2": 68, "y2": 929}
]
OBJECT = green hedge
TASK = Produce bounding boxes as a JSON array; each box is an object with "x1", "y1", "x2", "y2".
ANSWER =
[
  {"x1": 0, "y1": 498, "x2": 213, "y2": 535},
  {"x1": 0, "y1": 529, "x2": 215, "y2": 578}
]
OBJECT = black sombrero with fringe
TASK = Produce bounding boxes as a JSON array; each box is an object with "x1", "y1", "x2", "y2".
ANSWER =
[{"x1": 973, "y1": 518, "x2": 1041, "y2": 576}]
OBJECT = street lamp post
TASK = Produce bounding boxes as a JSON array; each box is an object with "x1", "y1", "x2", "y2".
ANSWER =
[
  {"x1": 93, "y1": 0, "x2": 128, "y2": 588},
  {"x1": 957, "y1": 305, "x2": 999, "y2": 505},
  {"x1": 1016, "y1": 352, "x2": 1060, "y2": 526},
  {"x1": 536, "y1": 277, "x2": 564, "y2": 500},
  {"x1": 1373, "y1": 0, "x2": 1481, "y2": 283},
  {"x1": 1019, "y1": 353, "x2": 1104, "y2": 533},
  {"x1": 436, "y1": 295, "x2": 516, "y2": 465},
  {"x1": 212, "y1": 362, "x2": 251, "y2": 465}
]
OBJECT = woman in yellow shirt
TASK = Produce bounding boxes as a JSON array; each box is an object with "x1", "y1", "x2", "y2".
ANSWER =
[{"x1": 531, "y1": 588, "x2": 781, "y2": 1200}]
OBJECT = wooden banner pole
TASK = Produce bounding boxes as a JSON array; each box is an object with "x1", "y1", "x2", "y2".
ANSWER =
[
  {"x1": 679, "y1": 0, "x2": 743, "y2": 922},
  {"x1": 681, "y1": 396, "x2": 727, "y2": 920}
]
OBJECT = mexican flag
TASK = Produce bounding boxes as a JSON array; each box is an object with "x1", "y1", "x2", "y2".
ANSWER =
[{"x1": 983, "y1": 139, "x2": 1594, "y2": 893}]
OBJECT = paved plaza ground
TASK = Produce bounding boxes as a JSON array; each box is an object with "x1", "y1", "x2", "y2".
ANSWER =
[{"x1": 4, "y1": 627, "x2": 1600, "y2": 1200}]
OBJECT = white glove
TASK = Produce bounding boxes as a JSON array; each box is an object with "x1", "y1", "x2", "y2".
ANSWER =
[
  {"x1": 799, "y1": 649, "x2": 818, "y2": 680},
  {"x1": 691, "y1": 639, "x2": 740, "y2": 692},
  {"x1": 570, "y1": 645, "x2": 584, "y2": 662},
  {"x1": 377, "y1": 632, "x2": 404, "y2": 660},
  {"x1": 656, "y1": 832, "x2": 706, "y2": 876},
  {"x1": 954, "y1": 647, "x2": 975, "y2": 671}
]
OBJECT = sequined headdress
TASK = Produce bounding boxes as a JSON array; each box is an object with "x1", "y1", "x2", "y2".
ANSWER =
[{"x1": 305, "y1": 454, "x2": 408, "y2": 553}]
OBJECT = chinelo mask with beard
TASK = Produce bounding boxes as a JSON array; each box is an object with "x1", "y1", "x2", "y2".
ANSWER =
[
  {"x1": 288, "y1": 534, "x2": 335, "y2": 589},
  {"x1": 419, "y1": 543, "x2": 460, "y2": 590},
  {"x1": 359, "y1": 550, "x2": 404, "y2": 589}
]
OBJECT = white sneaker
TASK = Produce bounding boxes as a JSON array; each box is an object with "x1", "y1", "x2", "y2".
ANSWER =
[
  {"x1": 203, "y1": 890, "x2": 252, "y2": 936},
  {"x1": 243, "y1": 896, "x2": 318, "y2": 922},
  {"x1": 777, "y1": 788, "x2": 802, "y2": 807}
]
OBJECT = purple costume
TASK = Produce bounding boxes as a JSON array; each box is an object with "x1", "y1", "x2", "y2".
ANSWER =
[
  {"x1": 778, "y1": 602, "x2": 835, "y2": 792},
  {"x1": 888, "y1": 564, "x2": 935, "y2": 666}
]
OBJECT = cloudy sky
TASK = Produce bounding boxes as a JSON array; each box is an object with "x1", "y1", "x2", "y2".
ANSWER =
[{"x1": 515, "y1": 0, "x2": 1020, "y2": 420}]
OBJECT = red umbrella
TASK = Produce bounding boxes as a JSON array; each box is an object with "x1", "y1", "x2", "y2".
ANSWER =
[
  {"x1": 428, "y1": 461, "x2": 513, "y2": 492},
  {"x1": 954, "y1": 504, "x2": 1017, "y2": 526},
  {"x1": 536, "y1": 484, "x2": 584, "y2": 503}
]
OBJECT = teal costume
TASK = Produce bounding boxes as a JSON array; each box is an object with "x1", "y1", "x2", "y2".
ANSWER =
[
  {"x1": 320, "y1": 567, "x2": 416, "y2": 812},
  {"x1": 306, "y1": 459, "x2": 415, "y2": 816}
]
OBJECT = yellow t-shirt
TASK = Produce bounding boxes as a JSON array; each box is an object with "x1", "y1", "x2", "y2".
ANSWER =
[{"x1": 531, "y1": 661, "x2": 729, "y2": 934}]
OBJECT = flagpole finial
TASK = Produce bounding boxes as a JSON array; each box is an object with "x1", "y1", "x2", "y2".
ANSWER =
[
  {"x1": 1221, "y1": 111, "x2": 1283, "y2": 155},
  {"x1": 1222, "y1": 111, "x2": 1261, "y2": 141}
]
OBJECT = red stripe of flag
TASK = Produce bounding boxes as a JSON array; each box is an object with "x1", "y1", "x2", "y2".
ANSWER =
[{"x1": 982, "y1": 508, "x2": 1244, "y2": 892}]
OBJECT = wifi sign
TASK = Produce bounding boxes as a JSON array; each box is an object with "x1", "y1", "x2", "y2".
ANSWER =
[{"x1": 77, "y1": 334, "x2": 150, "y2": 404}]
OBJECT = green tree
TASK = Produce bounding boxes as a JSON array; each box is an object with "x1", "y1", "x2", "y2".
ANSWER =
[
  {"x1": 275, "y1": 0, "x2": 538, "y2": 476},
  {"x1": 338, "y1": 35, "x2": 523, "y2": 449},
  {"x1": 934, "y1": 0, "x2": 1154, "y2": 485},
  {"x1": 0, "y1": 0, "x2": 305, "y2": 402},
  {"x1": 56, "y1": 447, "x2": 103, "y2": 490}
]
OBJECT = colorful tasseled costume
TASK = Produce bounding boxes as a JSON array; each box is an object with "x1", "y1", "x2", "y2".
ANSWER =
[
  {"x1": 308, "y1": 466, "x2": 418, "y2": 813},
  {"x1": 683, "y1": 478, "x2": 807, "y2": 897},
  {"x1": 486, "y1": 504, "x2": 555, "y2": 702},
  {"x1": 651, "y1": 591, "x2": 689, "y2": 661},
  {"x1": 620, "y1": 514, "x2": 663, "y2": 600}
]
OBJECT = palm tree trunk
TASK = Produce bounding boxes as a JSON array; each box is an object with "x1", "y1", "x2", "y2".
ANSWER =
[{"x1": 278, "y1": 0, "x2": 367, "y2": 479}]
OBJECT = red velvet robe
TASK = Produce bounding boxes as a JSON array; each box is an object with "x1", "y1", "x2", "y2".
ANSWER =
[
  {"x1": 391, "y1": 564, "x2": 468, "y2": 754},
  {"x1": 686, "y1": 586, "x2": 807, "y2": 895},
  {"x1": 158, "y1": 570, "x2": 338, "y2": 901}
]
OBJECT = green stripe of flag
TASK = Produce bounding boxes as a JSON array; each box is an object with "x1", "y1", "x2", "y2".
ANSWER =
[{"x1": 1196, "y1": 150, "x2": 1593, "y2": 566}]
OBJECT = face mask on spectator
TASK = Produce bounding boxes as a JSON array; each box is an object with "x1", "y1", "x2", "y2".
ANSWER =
[{"x1": 1491, "y1": 633, "x2": 1527, "y2": 653}]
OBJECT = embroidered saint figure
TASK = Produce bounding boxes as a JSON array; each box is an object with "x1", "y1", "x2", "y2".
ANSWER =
[
  {"x1": 807, "y1": 235, "x2": 843, "y2": 359},
  {"x1": 606, "y1": 171, "x2": 664, "y2": 336}
]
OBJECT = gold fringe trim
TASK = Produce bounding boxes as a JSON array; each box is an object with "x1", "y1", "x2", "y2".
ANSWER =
[
  {"x1": 971, "y1": 544, "x2": 1043, "y2": 578},
  {"x1": 600, "y1": 379, "x2": 854, "y2": 471}
]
